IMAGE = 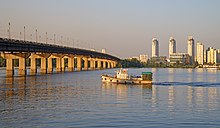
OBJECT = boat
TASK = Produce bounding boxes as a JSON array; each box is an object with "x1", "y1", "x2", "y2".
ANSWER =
[{"x1": 101, "y1": 69, "x2": 153, "y2": 84}]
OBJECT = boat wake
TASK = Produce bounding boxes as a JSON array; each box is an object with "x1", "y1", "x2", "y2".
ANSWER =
[{"x1": 153, "y1": 82, "x2": 220, "y2": 87}]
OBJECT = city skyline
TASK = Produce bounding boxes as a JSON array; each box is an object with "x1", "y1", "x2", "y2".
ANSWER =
[
  {"x1": 148, "y1": 36, "x2": 220, "y2": 66},
  {"x1": 0, "y1": 0, "x2": 220, "y2": 58}
]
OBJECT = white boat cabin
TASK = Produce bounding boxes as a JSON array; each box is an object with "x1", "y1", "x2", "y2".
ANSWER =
[{"x1": 116, "y1": 69, "x2": 129, "y2": 79}]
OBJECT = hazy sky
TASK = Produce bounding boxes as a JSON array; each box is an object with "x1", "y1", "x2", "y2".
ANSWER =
[{"x1": 0, "y1": 0, "x2": 220, "y2": 58}]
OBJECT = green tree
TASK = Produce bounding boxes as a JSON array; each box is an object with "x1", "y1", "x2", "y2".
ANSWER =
[{"x1": 118, "y1": 58, "x2": 144, "y2": 68}]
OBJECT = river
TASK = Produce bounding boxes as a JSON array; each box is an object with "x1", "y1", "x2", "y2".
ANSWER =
[{"x1": 0, "y1": 68, "x2": 220, "y2": 128}]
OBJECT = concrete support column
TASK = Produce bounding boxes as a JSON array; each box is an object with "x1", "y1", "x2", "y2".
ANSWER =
[
  {"x1": 18, "y1": 58, "x2": 26, "y2": 76},
  {"x1": 6, "y1": 58, "x2": 14, "y2": 77},
  {"x1": 68, "y1": 57, "x2": 74, "y2": 72},
  {"x1": 97, "y1": 60, "x2": 101, "y2": 70},
  {"x1": 30, "y1": 55, "x2": 37, "y2": 75},
  {"x1": 56, "y1": 58, "x2": 61, "y2": 72},
  {"x1": 61, "y1": 58, "x2": 65, "y2": 72},
  {"x1": 90, "y1": 59, "x2": 95, "y2": 70},
  {"x1": 103, "y1": 61, "x2": 106, "y2": 69},
  {"x1": 47, "y1": 58, "x2": 53, "y2": 73},
  {"x1": 83, "y1": 57, "x2": 88, "y2": 71},
  {"x1": 77, "y1": 57, "x2": 82, "y2": 71},
  {"x1": 40, "y1": 58, "x2": 47, "y2": 74},
  {"x1": 107, "y1": 61, "x2": 111, "y2": 68},
  {"x1": 113, "y1": 61, "x2": 117, "y2": 68},
  {"x1": 111, "y1": 62, "x2": 114, "y2": 68}
]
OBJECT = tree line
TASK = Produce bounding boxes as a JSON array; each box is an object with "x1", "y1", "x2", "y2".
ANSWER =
[
  {"x1": 117, "y1": 58, "x2": 147, "y2": 68},
  {"x1": 117, "y1": 58, "x2": 197, "y2": 68}
]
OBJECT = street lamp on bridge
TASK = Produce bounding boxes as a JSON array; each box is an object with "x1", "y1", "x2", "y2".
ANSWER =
[
  {"x1": 36, "y1": 29, "x2": 38, "y2": 43},
  {"x1": 24, "y1": 26, "x2": 26, "y2": 41},
  {"x1": 46, "y1": 32, "x2": 48, "y2": 44},
  {"x1": 61, "y1": 36, "x2": 63, "y2": 46},
  {"x1": 67, "y1": 37, "x2": 69, "y2": 47},
  {"x1": 54, "y1": 34, "x2": 56, "y2": 45},
  {"x1": 39, "y1": 36, "x2": 41, "y2": 42},
  {"x1": 72, "y1": 39, "x2": 74, "y2": 48},
  {"x1": 30, "y1": 34, "x2": 32, "y2": 41},
  {"x1": 8, "y1": 22, "x2": 11, "y2": 39},
  {"x1": 20, "y1": 32, "x2": 22, "y2": 40}
]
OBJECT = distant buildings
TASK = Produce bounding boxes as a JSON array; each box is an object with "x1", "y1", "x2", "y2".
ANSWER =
[
  {"x1": 149, "y1": 56, "x2": 167, "y2": 65},
  {"x1": 196, "y1": 42, "x2": 204, "y2": 65},
  {"x1": 169, "y1": 53, "x2": 190, "y2": 65},
  {"x1": 217, "y1": 49, "x2": 220, "y2": 63},
  {"x1": 128, "y1": 54, "x2": 148, "y2": 63},
  {"x1": 147, "y1": 36, "x2": 220, "y2": 67},
  {"x1": 150, "y1": 38, "x2": 167, "y2": 66},
  {"x1": 152, "y1": 38, "x2": 159, "y2": 57},
  {"x1": 206, "y1": 47, "x2": 217, "y2": 64},
  {"x1": 187, "y1": 36, "x2": 195, "y2": 64},
  {"x1": 167, "y1": 37, "x2": 190, "y2": 65},
  {"x1": 130, "y1": 56, "x2": 140, "y2": 60},
  {"x1": 139, "y1": 54, "x2": 148, "y2": 63},
  {"x1": 169, "y1": 37, "x2": 176, "y2": 58}
]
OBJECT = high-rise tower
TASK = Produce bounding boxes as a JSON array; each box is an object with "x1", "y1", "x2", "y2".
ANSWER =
[
  {"x1": 169, "y1": 37, "x2": 176, "y2": 58},
  {"x1": 206, "y1": 47, "x2": 217, "y2": 64},
  {"x1": 187, "y1": 36, "x2": 195, "y2": 64},
  {"x1": 152, "y1": 38, "x2": 159, "y2": 57},
  {"x1": 196, "y1": 42, "x2": 204, "y2": 65}
]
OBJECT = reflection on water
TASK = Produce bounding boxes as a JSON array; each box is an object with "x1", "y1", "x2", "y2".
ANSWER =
[
  {"x1": 168, "y1": 86, "x2": 175, "y2": 112},
  {"x1": 101, "y1": 83, "x2": 152, "y2": 106},
  {"x1": 208, "y1": 87, "x2": 218, "y2": 110},
  {"x1": 0, "y1": 68, "x2": 220, "y2": 128},
  {"x1": 187, "y1": 68, "x2": 193, "y2": 73},
  {"x1": 151, "y1": 68, "x2": 158, "y2": 73}
]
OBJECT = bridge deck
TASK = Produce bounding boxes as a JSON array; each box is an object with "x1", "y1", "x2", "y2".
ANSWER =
[{"x1": 0, "y1": 38, "x2": 120, "y2": 61}]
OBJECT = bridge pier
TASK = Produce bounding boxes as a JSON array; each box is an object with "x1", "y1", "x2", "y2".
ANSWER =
[
  {"x1": 30, "y1": 55, "x2": 37, "y2": 75},
  {"x1": 97, "y1": 59, "x2": 101, "y2": 70},
  {"x1": 114, "y1": 61, "x2": 117, "y2": 68},
  {"x1": 107, "y1": 61, "x2": 111, "y2": 68},
  {"x1": 18, "y1": 57, "x2": 26, "y2": 76},
  {"x1": 29, "y1": 53, "x2": 51, "y2": 75},
  {"x1": 1, "y1": 52, "x2": 30, "y2": 77},
  {"x1": 6, "y1": 58, "x2": 14, "y2": 77},
  {"x1": 48, "y1": 54, "x2": 64, "y2": 73},
  {"x1": 77, "y1": 56, "x2": 82, "y2": 71},
  {"x1": 61, "y1": 58, "x2": 65, "y2": 72},
  {"x1": 83, "y1": 57, "x2": 88, "y2": 71},
  {"x1": 103, "y1": 60, "x2": 106, "y2": 69},
  {"x1": 41, "y1": 58, "x2": 47, "y2": 74},
  {"x1": 67, "y1": 57, "x2": 74, "y2": 72},
  {"x1": 56, "y1": 57, "x2": 62, "y2": 72},
  {"x1": 89, "y1": 58, "x2": 95, "y2": 70},
  {"x1": 111, "y1": 61, "x2": 114, "y2": 68},
  {"x1": 47, "y1": 57, "x2": 53, "y2": 73}
]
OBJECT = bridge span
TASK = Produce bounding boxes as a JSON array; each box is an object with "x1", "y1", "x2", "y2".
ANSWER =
[{"x1": 0, "y1": 37, "x2": 120, "y2": 77}]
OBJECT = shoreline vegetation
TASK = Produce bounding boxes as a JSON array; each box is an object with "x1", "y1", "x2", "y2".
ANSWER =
[{"x1": 117, "y1": 58, "x2": 219, "y2": 69}]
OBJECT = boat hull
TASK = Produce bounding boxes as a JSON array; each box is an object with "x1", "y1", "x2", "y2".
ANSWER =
[{"x1": 101, "y1": 75, "x2": 152, "y2": 84}]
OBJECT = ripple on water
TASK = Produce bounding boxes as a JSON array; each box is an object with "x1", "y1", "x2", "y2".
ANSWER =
[{"x1": 0, "y1": 68, "x2": 220, "y2": 127}]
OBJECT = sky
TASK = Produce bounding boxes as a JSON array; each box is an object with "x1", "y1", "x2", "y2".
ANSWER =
[{"x1": 0, "y1": 0, "x2": 220, "y2": 58}]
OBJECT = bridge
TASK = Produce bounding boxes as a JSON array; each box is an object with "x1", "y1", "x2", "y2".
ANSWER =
[{"x1": 0, "y1": 37, "x2": 120, "y2": 77}]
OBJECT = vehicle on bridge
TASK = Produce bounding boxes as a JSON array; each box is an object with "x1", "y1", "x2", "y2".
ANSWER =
[{"x1": 101, "y1": 69, "x2": 153, "y2": 84}]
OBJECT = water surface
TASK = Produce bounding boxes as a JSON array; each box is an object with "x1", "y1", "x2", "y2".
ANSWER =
[{"x1": 0, "y1": 68, "x2": 220, "y2": 128}]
